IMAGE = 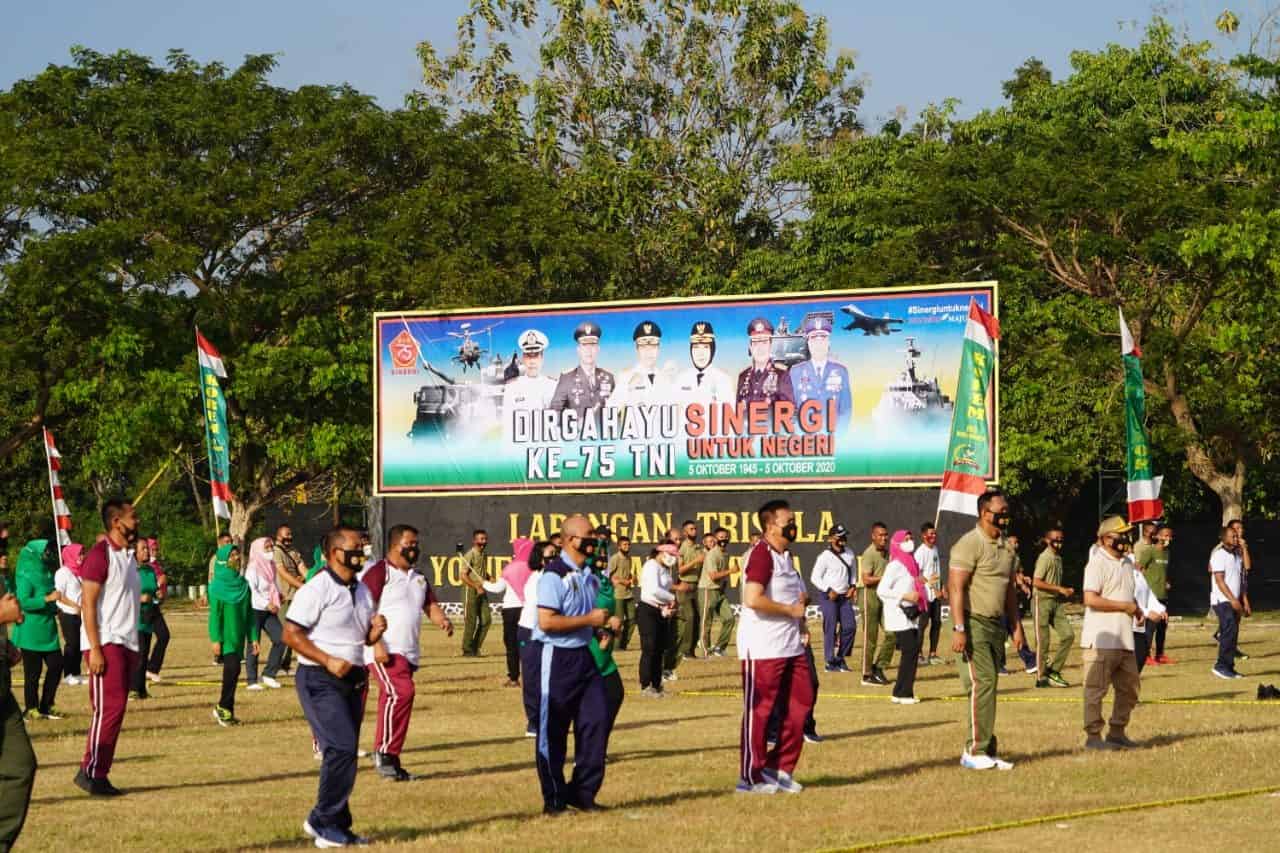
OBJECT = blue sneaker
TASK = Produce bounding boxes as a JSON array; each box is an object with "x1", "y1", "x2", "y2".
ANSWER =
[{"x1": 1211, "y1": 666, "x2": 1237, "y2": 680}]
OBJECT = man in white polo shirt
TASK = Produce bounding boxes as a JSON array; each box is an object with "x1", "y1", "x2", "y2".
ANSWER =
[
  {"x1": 1210, "y1": 524, "x2": 1249, "y2": 679},
  {"x1": 1081, "y1": 516, "x2": 1144, "y2": 751},
  {"x1": 360, "y1": 523, "x2": 454, "y2": 781},
  {"x1": 737, "y1": 499, "x2": 813, "y2": 795},
  {"x1": 284, "y1": 526, "x2": 387, "y2": 847},
  {"x1": 75, "y1": 499, "x2": 142, "y2": 797},
  {"x1": 810, "y1": 523, "x2": 855, "y2": 673}
]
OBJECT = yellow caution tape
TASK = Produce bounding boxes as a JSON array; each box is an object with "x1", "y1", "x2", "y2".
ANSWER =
[{"x1": 817, "y1": 783, "x2": 1280, "y2": 852}]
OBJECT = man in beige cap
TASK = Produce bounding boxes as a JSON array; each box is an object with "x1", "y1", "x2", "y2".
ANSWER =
[{"x1": 1081, "y1": 516, "x2": 1144, "y2": 750}]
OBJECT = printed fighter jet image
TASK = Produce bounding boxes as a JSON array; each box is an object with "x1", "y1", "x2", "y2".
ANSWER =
[{"x1": 841, "y1": 303, "x2": 905, "y2": 336}]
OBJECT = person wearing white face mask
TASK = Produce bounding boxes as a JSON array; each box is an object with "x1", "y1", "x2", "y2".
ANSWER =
[
  {"x1": 877, "y1": 530, "x2": 927, "y2": 703},
  {"x1": 245, "y1": 536, "x2": 286, "y2": 690},
  {"x1": 638, "y1": 544, "x2": 678, "y2": 697}
]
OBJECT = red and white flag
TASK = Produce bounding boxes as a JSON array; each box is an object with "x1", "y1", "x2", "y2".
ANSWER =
[
  {"x1": 43, "y1": 428, "x2": 73, "y2": 547},
  {"x1": 937, "y1": 300, "x2": 1000, "y2": 517},
  {"x1": 196, "y1": 330, "x2": 228, "y2": 378}
]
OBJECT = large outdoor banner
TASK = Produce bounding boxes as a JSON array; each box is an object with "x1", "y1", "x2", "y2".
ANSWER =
[{"x1": 375, "y1": 283, "x2": 998, "y2": 497}]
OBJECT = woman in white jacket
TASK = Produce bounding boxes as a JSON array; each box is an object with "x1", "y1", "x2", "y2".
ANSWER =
[
  {"x1": 638, "y1": 543, "x2": 678, "y2": 697},
  {"x1": 877, "y1": 530, "x2": 928, "y2": 704}
]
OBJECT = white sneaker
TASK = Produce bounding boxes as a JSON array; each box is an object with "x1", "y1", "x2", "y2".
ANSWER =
[
  {"x1": 261, "y1": 676, "x2": 282, "y2": 689},
  {"x1": 145, "y1": 671, "x2": 162, "y2": 683},
  {"x1": 734, "y1": 779, "x2": 778, "y2": 795},
  {"x1": 246, "y1": 683, "x2": 264, "y2": 691},
  {"x1": 761, "y1": 769, "x2": 803, "y2": 794},
  {"x1": 662, "y1": 670, "x2": 679, "y2": 682},
  {"x1": 63, "y1": 676, "x2": 81, "y2": 686},
  {"x1": 991, "y1": 757, "x2": 1014, "y2": 770},
  {"x1": 303, "y1": 821, "x2": 318, "y2": 839},
  {"x1": 891, "y1": 696, "x2": 920, "y2": 705},
  {"x1": 960, "y1": 752, "x2": 997, "y2": 770},
  {"x1": 357, "y1": 749, "x2": 368, "y2": 758}
]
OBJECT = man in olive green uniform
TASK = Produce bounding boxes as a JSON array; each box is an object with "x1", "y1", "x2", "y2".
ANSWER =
[
  {"x1": 698, "y1": 530, "x2": 736, "y2": 656},
  {"x1": 608, "y1": 536, "x2": 637, "y2": 650},
  {"x1": 1131, "y1": 522, "x2": 1157, "y2": 568},
  {"x1": 0, "y1": 590, "x2": 35, "y2": 850},
  {"x1": 460, "y1": 529, "x2": 492, "y2": 656},
  {"x1": 858, "y1": 522, "x2": 893, "y2": 686},
  {"x1": 675, "y1": 521, "x2": 705, "y2": 663},
  {"x1": 1032, "y1": 527, "x2": 1074, "y2": 687},
  {"x1": 950, "y1": 491, "x2": 1023, "y2": 770},
  {"x1": 1140, "y1": 525, "x2": 1174, "y2": 663}
]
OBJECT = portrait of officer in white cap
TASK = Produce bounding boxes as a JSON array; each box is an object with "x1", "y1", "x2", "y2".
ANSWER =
[
  {"x1": 674, "y1": 320, "x2": 736, "y2": 407},
  {"x1": 502, "y1": 328, "x2": 556, "y2": 437},
  {"x1": 607, "y1": 320, "x2": 674, "y2": 407}
]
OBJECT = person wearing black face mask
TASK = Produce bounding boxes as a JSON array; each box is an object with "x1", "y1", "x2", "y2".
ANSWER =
[
  {"x1": 947, "y1": 490, "x2": 1022, "y2": 771},
  {"x1": 1032, "y1": 527, "x2": 1074, "y2": 688},
  {"x1": 738, "y1": 500, "x2": 814, "y2": 794},
  {"x1": 282, "y1": 526, "x2": 387, "y2": 846},
  {"x1": 697, "y1": 530, "x2": 737, "y2": 658},
  {"x1": 357, "y1": 524, "x2": 452, "y2": 781},
  {"x1": 1080, "y1": 517, "x2": 1144, "y2": 750},
  {"x1": 75, "y1": 499, "x2": 143, "y2": 796}
]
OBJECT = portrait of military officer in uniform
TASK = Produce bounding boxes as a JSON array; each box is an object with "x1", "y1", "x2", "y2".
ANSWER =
[
  {"x1": 549, "y1": 321, "x2": 615, "y2": 418},
  {"x1": 674, "y1": 320, "x2": 735, "y2": 407},
  {"x1": 502, "y1": 328, "x2": 556, "y2": 438},
  {"x1": 789, "y1": 313, "x2": 852, "y2": 429},
  {"x1": 736, "y1": 316, "x2": 795, "y2": 406},
  {"x1": 608, "y1": 320, "x2": 673, "y2": 406}
]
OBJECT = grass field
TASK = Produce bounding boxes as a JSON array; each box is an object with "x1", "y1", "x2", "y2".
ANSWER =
[{"x1": 14, "y1": 608, "x2": 1280, "y2": 852}]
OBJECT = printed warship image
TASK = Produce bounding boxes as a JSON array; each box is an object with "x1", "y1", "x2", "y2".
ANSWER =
[{"x1": 871, "y1": 337, "x2": 954, "y2": 425}]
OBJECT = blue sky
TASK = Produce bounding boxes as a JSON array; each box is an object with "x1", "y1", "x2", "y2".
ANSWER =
[{"x1": 1, "y1": 1, "x2": 1234, "y2": 125}]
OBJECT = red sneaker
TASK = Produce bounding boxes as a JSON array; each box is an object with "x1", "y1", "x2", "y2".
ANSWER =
[
  {"x1": 1145, "y1": 656, "x2": 1159, "y2": 666},
  {"x1": 1155, "y1": 654, "x2": 1175, "y2": 664}
]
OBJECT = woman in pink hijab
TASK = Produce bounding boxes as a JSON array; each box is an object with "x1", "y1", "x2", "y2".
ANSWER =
[
  {"x1": 492, "y1": 538, "x2": 535, "y2": 687},
  {"x1": 877, "y1": 530, "x2": 928, "y2": 703},
  {"x1": 55, "y1": 544, "x2": 86, "y2": 686},
  {"x1": 243, "y1": 536, "x2": 287, "y2": 690}
]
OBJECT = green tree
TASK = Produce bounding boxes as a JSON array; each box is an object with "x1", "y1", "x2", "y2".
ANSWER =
[{"x1": 419, "y1": 0, "x2": 860, "y2": 294}]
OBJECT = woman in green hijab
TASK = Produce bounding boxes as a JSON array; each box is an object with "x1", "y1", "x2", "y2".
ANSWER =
[
  {"x1": 208, "y1": 543, "x2": 259, "y2": 727},
  {"x1": 13, "y1": 539, "x2": 69, "y2": 721}
]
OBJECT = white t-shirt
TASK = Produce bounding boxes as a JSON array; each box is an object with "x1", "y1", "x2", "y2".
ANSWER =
[
  {"x1": 1209, "y1": 546, "x2": 1243, "y2": 605},
  {"x1": 286, "y1": 569, "x2": 375, "y2": 667},
  {"x1": 737, "y1": 540, "x2": 806, "y2": 660},
  {"x1": 54, "y1": 566, "x2": 82, "y2": 614},
  {"x1": 518, "y1": 571, "x2": 543, "y2": 630},
  {"x1": 78, "y1": 539, "x2": 140, "y2": 652},
  {"x1": 810, "y1": 548, "x2": 854, "y2": 594},
  {"x1": 915, "y1": 544, "x2": 940, "y2": 602},
  {"x1": 360, "y1": 560, "x2": 436, "y2": 667},
  {"x1": 640, "y1": 558, "x2": 675, "y2": 608}
]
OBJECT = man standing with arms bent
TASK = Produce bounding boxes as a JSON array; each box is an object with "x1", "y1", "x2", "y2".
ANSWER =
[
  {"x1": 949, "y1": 491, "x2": 1023, "y2": 770},
  {"x1": 737, "y1": 499, "x2": 813, "y2": 794},
  {"x1": 76, "y1": 499, "x2": 142, "y2": 797}
]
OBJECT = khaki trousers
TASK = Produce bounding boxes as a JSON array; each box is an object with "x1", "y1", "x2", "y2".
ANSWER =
[{"x1": 1082, "y1": 647, "x2": 1140, "y2": 737}]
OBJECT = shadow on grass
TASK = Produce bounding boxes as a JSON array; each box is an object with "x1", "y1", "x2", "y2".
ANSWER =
[{"x1": 802, "y1": 720, "x2": 1280, "y2": 790}]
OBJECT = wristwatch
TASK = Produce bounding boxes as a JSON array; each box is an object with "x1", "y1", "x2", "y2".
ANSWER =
[{"x1": 952, "y1": 624, "x2": 966, "y2": 633}]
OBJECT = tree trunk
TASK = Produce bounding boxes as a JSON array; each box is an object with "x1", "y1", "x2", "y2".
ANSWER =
[
  {"x1": 228, "y1": 498, "x2": 261, "y2": 544},
  {"x1": 1162, "y1": 362, "x2": 1246, "y2": 524}
]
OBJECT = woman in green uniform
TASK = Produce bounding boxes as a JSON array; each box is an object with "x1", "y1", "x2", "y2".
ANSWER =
[
  {"x1": 129, "y1": 540, "x2": 158, "y2": 700},
  {"x1": 13, "y1": 539, "x2": 66, "y2": 720},
  {"x1": 208, "y1": 543, "x2": 260, "y2": 726}
]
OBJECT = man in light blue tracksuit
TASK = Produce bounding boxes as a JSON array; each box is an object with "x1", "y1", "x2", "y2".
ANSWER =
[{"x1": 529, "y1": 514, "x2": 611, "y2": 814}]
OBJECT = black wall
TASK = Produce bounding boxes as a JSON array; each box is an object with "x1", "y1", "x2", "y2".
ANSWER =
[{"x1": 376, "y1": 489, "x2": 970, "y2": 604}]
